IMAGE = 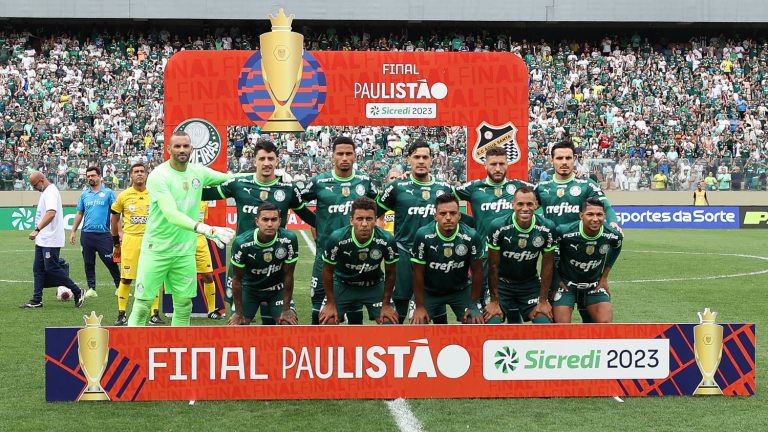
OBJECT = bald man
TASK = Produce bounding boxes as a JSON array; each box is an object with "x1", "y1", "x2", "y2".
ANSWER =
[{"x1": 22, "y1": 172, "x2": 84, "y2": 308}]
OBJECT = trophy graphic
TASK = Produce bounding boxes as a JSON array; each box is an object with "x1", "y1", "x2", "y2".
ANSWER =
[
  {"x1": 693, "y1": 308, "x2": 724, "y2": 395},
  {"x1": 77, "y1": 311, "x2": 111, "y2": 401},
  {"x1": 259, "y1": 8, "x2": 305, "y2": 132}
]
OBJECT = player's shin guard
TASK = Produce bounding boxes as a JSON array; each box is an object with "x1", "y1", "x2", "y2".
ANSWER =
[
  {"x1": 394, "y1": 300, "x2": 409, "y2": 324},
  {"x1": 117, "y1": 282, "x2": 131, "y2": 311},
  {"x1": 127, "y1": 298, "x2": 152, "y2": 326},
  {"x1": 171, "y1": 297, "x2": 193, "y2": 326},
  {"x1": 204, "y1": 281, "x2": 216, "y2": 314}
]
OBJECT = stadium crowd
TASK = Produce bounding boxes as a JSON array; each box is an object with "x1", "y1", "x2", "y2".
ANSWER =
[{"x1": 1, "y1": 26, "x2": 767, "y2": 191}]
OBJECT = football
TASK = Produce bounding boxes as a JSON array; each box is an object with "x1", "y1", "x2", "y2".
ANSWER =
[{"x1": 56, "y1": 286, "x2": 72, "y2": 301}]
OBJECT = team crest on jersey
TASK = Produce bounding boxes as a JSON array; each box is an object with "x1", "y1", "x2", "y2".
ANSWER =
[
  {"x1": 556, "y1": 188, "x2": 565, "y2": 197},
  {"x1": 506, "y1": 183, "x2": 516, "y2": 195},
  {"x1": 599, "y1": 244, "x2": 610, "y2": 255},
  {"x1": 586, "y1": 245, "x2": 595, "y2": 255},
  {"x1": 569, "y1": 185, "x2": 582, "y2": 196},
  {"x1": 455, "y1": 244, "x2": 468, "y2": 256},
  {"x1": 370, "y1": 248, "x2": 382, "y2": 260},
  {"x1": 494, "y1": 187, "x2": 502, "y2": 197},
  {"x1": 342, "y1": 186, "x2": 351, "y2": 197},
  {"x1": 533, "y1": 236, "x2": 545, "y2": 248},
  {"x1": 443, "y1": 247, "x2": 453, "y2": 258},
  {"x1": 98, "y1": 192, "x2": 105, "y2": 197},
  {"x1": 192, "y1": 178, "x2": 201, "y2": 189},
  {"x1": 518, "y1": 238, "x2": 527, "y2": 249},
  {"x1": 358, "y1": 252, "x2": 368, "y2": 261},
  {"x1": 422, "y1": 190, "x2": 431, "y2": 200},
  {"x1": 435, "y1": 190, "x2": 444, "y2": 197},
  {"x1": 173, "y1": 118, "x2": 221, "y2": 166},
  {"x1": 263, "y1": 252, "x2": 273, "y2": 263},
  {"x1": 275, "y1": 247, "x2": 287, "y2": 259},
  {"x1": 274, "y1": 190, "x2": 286, "y2": 202},
  {"x1": 471, "y1": 121, "x2": 521, "y2": 165},
  {"x1": 355, "y1": 184, "x2": 366, "y2": 196},
  {"x1": 136, "y1": 283, "x2": 144, "y2": 294},
  {"x1": 128, "y1": 205, "x2": 136, "y2": 212},
  {"x1": 123, "y1": 266, "x2": 131, "y2": 274}
]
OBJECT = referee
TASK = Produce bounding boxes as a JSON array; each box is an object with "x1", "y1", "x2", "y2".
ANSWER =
[{"x1": 70, "y1": 166, "x2": 121, "y2": 298}]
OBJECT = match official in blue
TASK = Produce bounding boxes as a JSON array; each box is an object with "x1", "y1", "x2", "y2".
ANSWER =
[{"x1": 70, "y1": 166, "x2": 121, "y2": 298}]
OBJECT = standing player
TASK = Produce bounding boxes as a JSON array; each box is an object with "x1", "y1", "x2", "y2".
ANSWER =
[
  {"x1": 534, "y1": 140, "x2": 621, "y2": 322},
  {"x1": 110, "y1": 163, "x2": 163, "y2": 325},
  {"x1": 377, "y1": 141, "x2": 455, "y2": 322},
  {"x1": 486, "y1": 187, "x2": 557, "y2": 323},
  {"x1": 553, "y1": 198, "x2": 622, "y2": 323},
  {"x1": 228, "y1": 203, "x2": 299, "y2": 325},
  {"x1": 302, "y1": 137, "x2": 378, "y2": 325},
  {"x1": 70, "y1": 166, "x2": 121, "y2": 298},
  {"x1": 195, "y1": 201, "x2": 221, "y2": 320},
  {"x1": 127, "y1": 131, "x2": 236, "y2": 327},
  {"x1": 410, "y1": 194, "x2": 486, "y2": 324},
  {"x1": 377, "y1": 168, "x2": 402, "y2": 235},
  {"x1": 318, "y1": 197, "x2": 399, "y2": 325},
  {"x1": 202, "y1": 140, "x2": 314, "y2": 323}
]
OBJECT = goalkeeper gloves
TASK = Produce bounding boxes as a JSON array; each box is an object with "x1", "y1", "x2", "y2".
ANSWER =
[{"x1": 195, "y1": 223, "x2": 236, "y2": 249}]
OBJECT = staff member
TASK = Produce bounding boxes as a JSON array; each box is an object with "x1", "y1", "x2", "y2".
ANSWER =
[{"x1": 22, "y1": 171, "x2": 84, "y2": 308}]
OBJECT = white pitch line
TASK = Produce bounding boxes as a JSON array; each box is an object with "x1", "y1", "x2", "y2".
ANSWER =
[
  {"x1": 298, "y1": 230, "x2": 316, "y2": 256},
  {"x1": 613, "y1": 250, "x2": 768, "y2": 284},
  {"x1": 385, "y1": 398, "x2": 424, "y2": 432}
]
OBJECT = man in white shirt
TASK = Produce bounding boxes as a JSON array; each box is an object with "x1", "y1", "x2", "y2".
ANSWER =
[{"x1": 22, "y1": 172, "x2": 84, "y2": 308}]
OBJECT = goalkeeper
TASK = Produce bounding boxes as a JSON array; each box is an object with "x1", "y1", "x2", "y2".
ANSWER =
[{"x1": 128, "y1": 131, "x2": 236, "y2": 326}]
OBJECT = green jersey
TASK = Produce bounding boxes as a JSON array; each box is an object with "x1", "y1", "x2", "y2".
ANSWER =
[
  {"x1": 322, "y1": 226, "x2": 399, "y2": 286},
  {"x1": 142, "y1": 161, "x2": 231, "y2": 255},
  {"x1": 230, "y1": 228, "x2": 299, "y2": 292},
  {"x1": 486, "y1": 214, "x2": 557, "y2": 283},
  {"x1": 534, "y1": 175, "x2": 617, "y2": 226},
  {"x1": 202, "y1": 175, "x2": 305, "y2": 235},
  {"x1": 410, "y1": 222, "x2": 484, "y2": 294},
  {"x1": 455, "y1": 177, "x2": 533, "y2": 240},
  {"x1": 377, "y1": 175, "x2": 455, "y2": 250},
  {"x1": 556, "y1": 221, "x2": 622, "y2": 288},
  {"x1": 301, "y1": 170, "x2": 378, "y2": 251}
]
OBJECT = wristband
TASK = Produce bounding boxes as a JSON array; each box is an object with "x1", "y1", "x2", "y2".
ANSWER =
[
  {"x1": 34, "y1": 227, "x2": 40, "y2": 232},
  {"x1": 112, "y1": 235, "x2": 120, "y2": 245}
]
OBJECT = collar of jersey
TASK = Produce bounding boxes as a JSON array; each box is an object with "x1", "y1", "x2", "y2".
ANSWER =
[
  {"x1": 579, "y1": 221, "x2": 603, "y2": 240},
  {"x1": 485, "y1": 177, "x2": 507, "y2": 187},
  {"x1": 435, "y1": 222, "x2": 459, "y2": 242},
  {"x1": 512, "y1": 213, "x2": 536, "y2": 233},
  {"x1": 253, "y1": 176, "x2": 279, "y2": 187},
  {"x1": 553, "y1": 174, "x2": 576, "y2": 184},
  {"x1": 254, "y1": 229, "x2": 278, "y2": 247},
  {"x1": 410, "y1": 174, "x2": 434, "y2": 186},
  {"x1": 332, "y1": 170, "x2": 355, "y2": 182},
  {"x1": 352, "y1": 227, "x2": 375, "y2": 248}
]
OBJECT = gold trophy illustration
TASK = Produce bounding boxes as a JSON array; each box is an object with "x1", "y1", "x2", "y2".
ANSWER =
[
  {"x1": 77, "y1": 311, "x2": 111, "y2": 401},
  {"x1": 693, "y1": 308, "x2": 724, "y2": 395},
  {"x1": 259, "y1": 8, "x2": 305, "y2": 132}
]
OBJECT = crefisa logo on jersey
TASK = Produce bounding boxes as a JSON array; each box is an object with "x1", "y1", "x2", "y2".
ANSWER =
[
  {"x1": 472, "y1": 122, "x2": 521, "y2": 165},
  {"x1": 173, "y1": 118, "x2": 222, "y2": 166}
]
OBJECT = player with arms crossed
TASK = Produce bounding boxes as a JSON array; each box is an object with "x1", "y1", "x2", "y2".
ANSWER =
[
  {"x1": 553, "y1": 198, "x2": 622, "y2": 323},
  {"x1": 410, "y1": 194, "x2": 490, "y2": 324},
  {"x1": 377, "y1": 141, "x2": 455, "y2": 323},
  {"x1": 302, "y1": 137, "x2": 378, "y2": 325},
  {"x1": 202, "y1": 140, "x2": 314, "y2": 322},
  {"x1": 319, "y1": 197, "x2": 400, "y2": 325},
  {"x1": 127, "y1": 131, "x2": 236, "y2": 326},
  {"x1": 486, "y1": 186, "x2": 557, "y2": 323},
  {"x1": 228, "y1": 203, "x2": 299, "y2": 325},
  {"x1": 110, "y1": 163, "x2": 163, "y2": 325}
]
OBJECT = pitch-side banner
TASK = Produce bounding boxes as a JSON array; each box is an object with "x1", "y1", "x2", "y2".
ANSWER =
[{"x1": 46, "y1": 320, "x2": 754, "y2": 401}]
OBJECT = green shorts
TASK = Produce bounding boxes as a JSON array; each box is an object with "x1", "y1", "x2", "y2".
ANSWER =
[
  {"x1": 423, "y1": 287, "x2": 478, "y2": 323},
  {"x1": 393, "y1": 246, "x2": 413, "y2": 302},
  {"x1": 552, "y1": 285, "x2": 611, "y2": 309},
  {"x1": 499, "y1": 279, "x2": 541, "y2": 323},
  {"x1": 242, "y1": 287, "x2": 295, "y2": 322},
  {"x1": 135, "y1": 251, "x2": 196, "y2": 301},
  {"x1": 325, "y1": 280, "x2": 385, "y2": 322}
]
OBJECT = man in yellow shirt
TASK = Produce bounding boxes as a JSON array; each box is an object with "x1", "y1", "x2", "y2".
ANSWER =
[
  {"x1": 653, "y1": 171, "x2": 668, "y2": 190},
  {"x1": 693, "y1": 183, "x2": 709, "y2": 206},
  {"x1": 110, "y1": 164, "x2": 163, "y2": 325}
]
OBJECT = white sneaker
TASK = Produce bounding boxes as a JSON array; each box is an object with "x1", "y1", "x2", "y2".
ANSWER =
[{"x1": 85, "y1": 289, "x2": 98, "y2": 298}]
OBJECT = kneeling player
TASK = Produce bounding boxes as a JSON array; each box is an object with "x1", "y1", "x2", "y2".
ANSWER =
[
  {"x1": 228, "y1": 203, "x2": 299, "y2": 325},
  {"x1": 319, "y1": 197, "x2": 399, "y2": 325},
  {"x1": 553, "y1": 198, "x2": 622, "y2": 323},
  {"x1": 410, "y1": 194, "x2": 488, "y2": 324},
  {"x1": 486, "y1": 186, "x2": 557, "y2": 323}
]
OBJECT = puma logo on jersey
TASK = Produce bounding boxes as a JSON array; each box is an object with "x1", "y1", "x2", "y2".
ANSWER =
[
  {"x1": 248, "y1": 253, "x2": 257, "y2": 259},
  {"x1": 343, "y1": 251, "x2": 352, "y2": 256},
  {"x1": 404, "y1": 189, "x2": 416, "y2": 195},
  {"x1": 324, "y1": 186, "x2": 334, "y2": 192},
  {"x1": 569, "y1": 244, "x2": 579, "y2": 250},
  {"x1": 243, "y1": 187, "x2": 253, "y2": 194},
  {"x1": 430, "y1": 245, "x2": 439, "y2": 251}
]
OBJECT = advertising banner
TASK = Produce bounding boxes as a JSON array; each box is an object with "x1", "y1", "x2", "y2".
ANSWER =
[
  {"x1": 614, "y1": 206, "x2": 740, "y2": 229},
  {"x1": 46, "y1": 314, "x2": 754, "y2": 401},
  {"x1": 740, "y1": 207, "x2": 768, "y2": 229}
]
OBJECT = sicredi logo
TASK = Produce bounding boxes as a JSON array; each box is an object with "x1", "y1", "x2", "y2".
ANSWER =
[{"x1": 483, "y1": 339, "x2": 670, "y2": 380}]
